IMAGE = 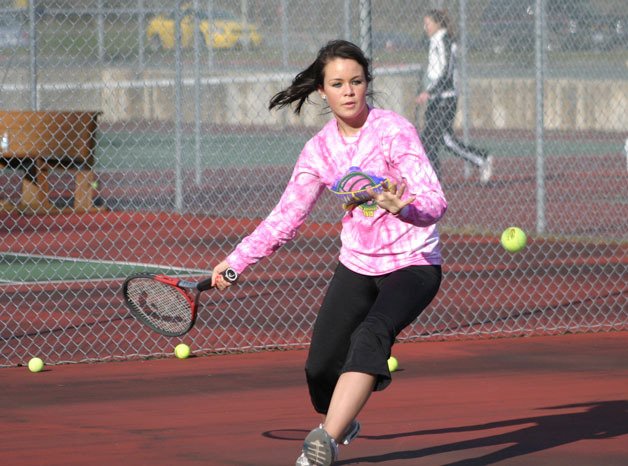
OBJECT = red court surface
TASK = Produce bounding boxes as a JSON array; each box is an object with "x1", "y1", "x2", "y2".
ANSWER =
[{"x1": 1, "y1": 332, "x2": 627, "y2": 466}]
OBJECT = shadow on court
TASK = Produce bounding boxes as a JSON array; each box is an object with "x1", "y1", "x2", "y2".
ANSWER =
[
  {"x1": 1, "y1": 332, "x2": 627, "y2": 465},
  {"x1": 326, "y1": 400, "x2": 628, "y2": 465}
]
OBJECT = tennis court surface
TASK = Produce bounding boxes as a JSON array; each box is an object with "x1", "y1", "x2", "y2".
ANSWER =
[{"x1": 2, "y1": 331, "x2": 626, "y2": 466}]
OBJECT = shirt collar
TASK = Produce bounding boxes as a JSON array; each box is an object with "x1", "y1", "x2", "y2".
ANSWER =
[{"x1": 432, "y1": 28, "x2": 447, "y2": 41}]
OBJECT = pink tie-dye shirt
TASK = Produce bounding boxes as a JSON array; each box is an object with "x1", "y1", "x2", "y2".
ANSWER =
[{"x1": 226, "y1": 108, "x2": 447, "y2": 276}]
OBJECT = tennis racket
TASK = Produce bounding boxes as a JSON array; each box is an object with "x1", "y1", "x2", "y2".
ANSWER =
[
  {"x1": 122, "y1": 269, "x2": 238, "y2": 337},
  {"x1": 330, "y1": 168, "x2": 388, "y2": 210}
]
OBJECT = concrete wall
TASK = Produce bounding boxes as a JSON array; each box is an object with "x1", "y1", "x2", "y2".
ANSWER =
[
  {"x1": 3, "y1": 67, "x2": 625, "y2": 132},
  {"x1": 469, "y1": 78, "x2": 628, "y2": 132},
  {"x1": 100, "y1": 69, "x2": 627, "y2": 132}
]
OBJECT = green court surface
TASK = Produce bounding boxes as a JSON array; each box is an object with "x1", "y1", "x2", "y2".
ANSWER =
[
  {"x1": 95, "y1": 129, "x2": 623, "y2": 171},
  {"x1": 97, "y1": 131, "x2": 308, "y2": 170},
  {"x1": 0, "y1": 252, "x2": 198, "y2": 284}
]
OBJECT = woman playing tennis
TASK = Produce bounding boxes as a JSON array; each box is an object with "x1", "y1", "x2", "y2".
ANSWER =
[{"x1": 212, "y1": 40, "x2": 447, "y2": 466}]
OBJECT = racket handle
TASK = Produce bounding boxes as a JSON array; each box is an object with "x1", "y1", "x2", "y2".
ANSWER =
[{"x1": 197, "y1": 268, "x2": 238, "y2": 291}]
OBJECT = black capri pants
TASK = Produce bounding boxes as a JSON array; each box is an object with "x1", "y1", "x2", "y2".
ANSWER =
[
  {"x1": 422, "y1": 96, "x2": 487, "y2": 178},
  {"x1": 305, "y1": 262, "x2": 442, "y2": 414}
]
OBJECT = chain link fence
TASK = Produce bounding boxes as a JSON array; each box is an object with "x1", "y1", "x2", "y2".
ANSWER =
[{"x1": 1, "y1": 0, "x2": 626, "y2": 366}]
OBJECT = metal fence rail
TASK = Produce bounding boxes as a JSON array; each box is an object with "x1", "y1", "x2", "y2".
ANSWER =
[{"x1": 0, "y1": 0, "x2": 626, "y2": 366}]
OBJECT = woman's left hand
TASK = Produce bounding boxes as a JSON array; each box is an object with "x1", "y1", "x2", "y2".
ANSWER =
[
  {"x1": 367, "y1": 180, "x2": 415, "y2": 216},
  {"x1": 416, "y1": 91, "x2": 430, "y2": 106}
]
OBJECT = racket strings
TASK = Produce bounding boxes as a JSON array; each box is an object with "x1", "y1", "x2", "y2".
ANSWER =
[
  {"x1": 125, "y1": 278, "x2": 193, "y2": 334},
  {"x1": 331, "y1": 172, "x2": 387, "y2": 207}
]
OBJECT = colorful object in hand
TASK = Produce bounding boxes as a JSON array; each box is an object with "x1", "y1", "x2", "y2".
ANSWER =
[
  {"x1": 330, "y1": 167, "x2": 388, "y2": 216},
  {"x1": 500, "y1": 227, "x2": 527, "y2": 253}
]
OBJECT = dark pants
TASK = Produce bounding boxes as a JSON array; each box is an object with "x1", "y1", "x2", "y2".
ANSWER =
[
  {"x1": 422, "y1": 97, "x2": 487, "y2": 178},
  {"x1": 305, "y1": 263, "x2": 442, "y2": 414}
]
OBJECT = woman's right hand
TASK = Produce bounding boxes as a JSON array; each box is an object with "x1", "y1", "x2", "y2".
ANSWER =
[
  {"x1": 212, "y1": 260, "x2": 236, "y2": 291},
  {"x1": 367, "y1": 180, "x2": 415, "y2": 216}
]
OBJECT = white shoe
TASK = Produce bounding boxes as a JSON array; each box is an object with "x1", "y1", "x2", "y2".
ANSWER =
[
  {"x1": 298, "y1": 427, "x2": 338, "y2": 466},
  {"x1": 295, "y1": 421, "x2": 359, "y2": 465},
  {"x1": 480, "y1": 155, "x2": 493, "y2": 184},
  {"x1": 295, "y1": 452, "x2": 311, "y2": 466},
  {"x1": 340, "y1": 419, "x2": 361, "y2": 445}
]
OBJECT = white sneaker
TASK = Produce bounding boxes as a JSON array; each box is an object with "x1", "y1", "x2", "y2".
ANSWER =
[
  {"x1": 295, "y1": 452, "x2": 311, "y2": 466},
  {"x1": 480, "y1": 155, "x2": 493, "y2": 184},
  {"x1": 295, "y1": 421, "x2": 358, "y2": 465},
  {"x1": 298, "y1": 427, "x2": 338, "y2": 466},
  {"x1": 340, "y1": 420, "x2": 361, "y2": 445}
]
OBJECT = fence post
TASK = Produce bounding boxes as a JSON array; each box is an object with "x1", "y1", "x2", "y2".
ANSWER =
[
  {"x1": 359, "y1": 0, "x2": 372, "y2": 105},
  {"x1": 459, "y1": 0, "x2": 471, "y2": 179},
  {"x1": 535, "y1": 0, "x2": 546, "y2": 234},
  {"x1": 138, "y1": 0, "x2": 145, "y2": 71},
  {"x1": 174, "y1": 0, "x2": 184, "y2": 211},
  {"x1": 97, "y1": 0, "x2": 105, "y2": 63},
  {"x1": 28, "y1": 0, "x2": 38, "y2": 110},
  {"x1": 193, "y1": 0, "x2": 203, "y2": 186}
]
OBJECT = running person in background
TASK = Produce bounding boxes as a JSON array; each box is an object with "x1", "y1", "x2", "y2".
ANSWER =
[
  {"x1": 416, "y1": 9, "x2": 493, "y2": 183},
  {"x1": 211, "y1": 40, "x2": 447, "y2": 465}
]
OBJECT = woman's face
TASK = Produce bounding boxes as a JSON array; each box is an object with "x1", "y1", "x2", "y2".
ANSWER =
[
  {"x1": 423, "y1": 15, "x2": 440, "y2": 37},
  {"x1": 318, "y1": 58, "x2": 369, "y2": 135}
]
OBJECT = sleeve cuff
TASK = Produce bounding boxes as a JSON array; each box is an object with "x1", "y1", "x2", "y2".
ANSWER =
[{"x1": 393, "y1": 205, "x2": 410, "y2": 218}]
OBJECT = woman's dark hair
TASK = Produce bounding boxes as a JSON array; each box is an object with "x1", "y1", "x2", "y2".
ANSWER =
[
  {"x1": 269, "y1": 39, "x2": 372, "y2": 114},
  {"x1": 426, "y1": 9, "x2": 456, "y2": 40}
]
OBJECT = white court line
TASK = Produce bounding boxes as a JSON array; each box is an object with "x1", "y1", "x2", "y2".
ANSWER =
[{"x1": 0, "y1": 277, "x2": 121, "y2": 286}]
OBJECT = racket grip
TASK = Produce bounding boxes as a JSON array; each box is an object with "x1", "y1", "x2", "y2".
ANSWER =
[{"x1": 197, "y1": 268, "x2": 238, "y2": 291}]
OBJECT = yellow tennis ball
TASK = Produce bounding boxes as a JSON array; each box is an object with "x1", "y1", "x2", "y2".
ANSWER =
[
  {"x1": 28, "y1": 357, "x2": 44, "y2": 373},
  {"x1": 387, "y1": 356, "x2": 399, "y2": 373},
  {"x1": 500, "y1": 227, "x2": 527, "y2": 253},
  {"x1": 174, "y1": 343, "x2": 191, "y2": 359}
]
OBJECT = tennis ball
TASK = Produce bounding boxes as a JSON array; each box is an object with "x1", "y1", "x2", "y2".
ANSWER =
[
  {"x1": 387, "y1": 356, "x2": 399, "y2": 373},
  {"x1": 28, "y1": 357, "x2": 44, "y2": 373},
  {"x1": 500, "y1": 227, "x2": 527, "y2": 253},
  {"x1": 174, "y1": 343, "x2": 191, "y2": 359}
]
